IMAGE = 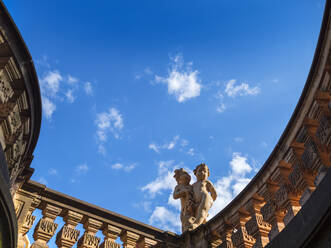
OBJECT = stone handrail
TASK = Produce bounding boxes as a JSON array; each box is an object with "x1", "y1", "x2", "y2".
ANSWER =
[
  {"x1": 14, "y1": 180, "x2": 181, "y2": 248},
  {"x1": 182, "y1": 1, "x2": 331, "y2": 247}
]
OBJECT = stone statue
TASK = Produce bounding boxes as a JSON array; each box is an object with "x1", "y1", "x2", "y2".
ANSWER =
[
  {"x1": 173, "y1": 168, "x2": 196, "y2": 232},
  {"x1": 173, "y1": 163, "x2": 217, "y2": 232}
]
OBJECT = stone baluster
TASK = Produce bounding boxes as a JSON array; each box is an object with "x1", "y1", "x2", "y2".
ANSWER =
[
  {"x1": 230, "y1": 209, "x2": 255, "y2": 248},
  {"x1": 137, "y1": 237, "x2": 158, "y2": 248},
  {"x1": 217, "y1": 221, "x2": 234, "y2": 248},
  {"x1": 56, "y1": 210, "x2": 83, "y2": 248},
  {"x1": 245, "y1": 194, "x2": 271, "y2": 247},
  {"x1": 314, "y1": 115, "x2": 331, "y2": 168},
  {"x1": 120, "y1": 231, "x2": 140, "y2": 248},
  {"x1": 100, "y1": 224, "x2": 121, "y2": 248},
  {"x1": 31, "y1": 203, "x2": 62, "y2": 248},
  {"x1": 258, "y1": 181, "x2": 284, "y2": 241},
  {"x1": 270, "y1": 158, "x2": 301, "y2": 225},
  {"x1": 77, "y1": 217, "x2": 102, "y2": 248},
  {"x1": 14, "y1": 190, "x2": 41, "y2": 248},
  {"x1": 289, "y1": 141, "x2": 318, "y2": 205}
]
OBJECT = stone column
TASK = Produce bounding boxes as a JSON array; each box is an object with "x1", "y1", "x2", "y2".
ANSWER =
[
  {"x1": 100, "y1": 224, "x2": 121, "y2": 248},
  {"x1": 56, "y1": 210, "x2": 83, "y2": 248},
  {"x1": 31, "y1": 203, "x2": 62, "y2": 248},
  {"x1": 14, "y1": 190, "x2": 41, "y2": 248},
  {"x1": 230, "y1": 209, "x2": 255, "y2": 248},
  {"x1": 120, "y1": 231, "x2": 140, "y2": 248},
  {"x1": 245, "y1": 195, "x2": 271, "y2": 247},
  {"x1": 137, "y1": 237, "x2": 158, "y2": 248},
  {"x1": 77, "y1": 217, "x2": 102, "y2": 248}
]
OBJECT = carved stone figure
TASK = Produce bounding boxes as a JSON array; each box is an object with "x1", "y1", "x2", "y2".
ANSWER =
[
  {"x1": 173, "y1": 168, "x2": 196, "y2": 232},
  {"x1": 173, "y1": 163, "x2": 217, "y2": 232},
  {"x1": 191, "y1": 163, "x2": 217, "y2": 229}
]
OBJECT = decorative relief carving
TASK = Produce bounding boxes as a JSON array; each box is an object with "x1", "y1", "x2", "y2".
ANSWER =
[
  {"x1": 100, "y1": 225, "x2": 121, "y2": 248},
  {"x1": 77, "y1": 233, "x2": 100, "y2": 248},
  {"x1": 231, "y1": 227, "x2": 255, "y2": 248},
  {"x1": 316, "y1": 115, "x2": 331, "y2": 145},
  {"x1": 77, "y1": 218, "x2": 102, "y2": 248},
  {"x1": 120, "y1": 231, "x2": 140, "y2": 248},
  {"x1": 101, "y1": 240, "x2": 121, "y2": 248}
]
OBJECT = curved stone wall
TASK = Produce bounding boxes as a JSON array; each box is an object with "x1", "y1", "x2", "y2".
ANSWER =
[
  {"x1": 0, "y1": 2, "x2": 42, "y2": 192},
  {"x1": 0, "y1": 2, "x2": 42, "y2": 248},
  {"x1": 184, "y1": 1, "x2": 331, "y2": 247}
]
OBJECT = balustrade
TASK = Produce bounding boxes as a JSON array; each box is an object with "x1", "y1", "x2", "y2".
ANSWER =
[{"x1": 13, "y1": 182, "x2": 177, "y2": 248}]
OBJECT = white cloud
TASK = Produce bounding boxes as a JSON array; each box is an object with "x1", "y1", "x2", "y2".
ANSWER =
[
  {"x1": 95, "y1": 107, "x2": 123, "y2": 154},
  {"x1": 142, "y1": 170, "x2": 175, "y2": 198},
  {"x1": 149, "y1": 206, "x2": 181, "y2": 233},
  {"x1": 216, "y1": 103, "x2": 226, "y2": 113},
  {"x1": 48, "y1": 168, "x2": 58, "y2": 175},
  {"x1": 141, "y1": 161, "x2": 178, "y2": 197},
  {"x1": 187, "y1": 148, "x2": 195, "y2": 156},
  {"x1": 65, "y1": 89, "x2": 75, "y2": 103},
  {"x1": 40, "y1": 70, "x2": 63, "y2": 97},
  {"x1": 42, "y1": 97, "x2": 56, "y2": 119},
  {"x1": 149, "y1": 135, "x2": 180, "y2": 153},
  {"x1": 155, "y1": 54, "x2": 201, "y2": 103},
  {"x1": 75, "y1": 163, "x2": 89, "y2": 174},
  {"x1": 272, "y1": 78, "x2": 279, "y2": 83},
  {"x1": 38, "y1": 177, "x2": 48, "y2": 185},
  {"x1": 112, "y1": 163, "x2": 123, "y2": 170},
  {"x1": 67, "y1": 75, "x2": 78, "y2": 84},
  {"x1": 209, "y1": 152, "x2": 253, "y2": 218},
  {"x1": 124, "y1": 163, "x2": 136, "y2": 172},
  {"x1": 110, "y1": 163, "x2": 136, "y2": 172},
  {"x1": 84, "y1": 82, "x2": 93, "y2": 95},
  {"x1": 216, "y1": 92, "x2": 226, "y2": 113},
  {"x1": 225, "y1": 79, "x2": 260, "y2": 97},
  {"x1": 230, "y1": 152, "x2": 252, "y2": 176},
  {"x1": 149, "y1": 143, "x2": 160, "y2": 153}
]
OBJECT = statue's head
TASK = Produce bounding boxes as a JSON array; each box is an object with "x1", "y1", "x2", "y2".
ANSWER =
[
  {"x1": 174, "y1": 168, "x2": 191, "y2": 185},
  {"x1": 193, "y1": 163, "x2": 210, "y2": 180}
]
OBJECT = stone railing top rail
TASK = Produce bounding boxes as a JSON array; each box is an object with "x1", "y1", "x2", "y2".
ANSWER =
[{"x1": 21, "y1": 180, "x2": 179, "y2": 243}]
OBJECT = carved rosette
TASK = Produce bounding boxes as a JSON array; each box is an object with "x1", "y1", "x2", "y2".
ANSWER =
[
  {"x1": 31, "y1": 204, "x2": 62, "y2": 248},
  {"x1": 56, "y1": 210, "x2": 83, "y2": 248}
]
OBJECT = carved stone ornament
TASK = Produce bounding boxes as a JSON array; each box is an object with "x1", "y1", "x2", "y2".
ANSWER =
[{"x1": 173, "y1": 163, "x2": 217, "y2": 232}]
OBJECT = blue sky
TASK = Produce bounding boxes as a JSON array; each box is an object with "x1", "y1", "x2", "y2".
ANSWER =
[{"x1": 6, "y1": 0, "x2": 325, "y2": 235}]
